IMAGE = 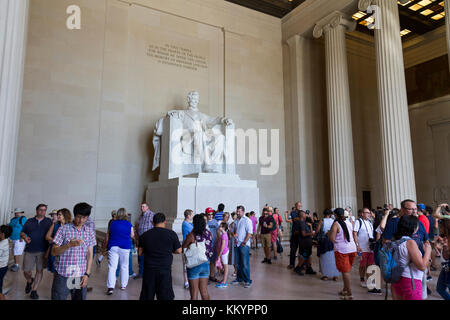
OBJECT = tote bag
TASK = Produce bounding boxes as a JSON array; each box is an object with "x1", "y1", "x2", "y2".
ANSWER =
[{"x1": 184, "y1": 240, "x2": 208, "y2": 269}]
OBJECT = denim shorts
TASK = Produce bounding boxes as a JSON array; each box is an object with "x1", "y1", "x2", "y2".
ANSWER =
[{"x1": 187, "y1": 261, "x2": 210, "y2": 280}]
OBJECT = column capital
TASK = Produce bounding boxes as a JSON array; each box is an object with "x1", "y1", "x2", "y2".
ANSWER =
[
  {"x1": 358, "y1": 0, "x2": 410, "y2": 11},
  {"x1": 313, "y1": 11, "x2": 356, "y2": 39}
]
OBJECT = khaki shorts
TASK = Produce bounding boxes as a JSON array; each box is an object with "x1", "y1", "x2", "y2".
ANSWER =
[
  {"x1": 260, "y1": 233, "x2": 271, "y2": 248},
  {"x1": 23, "y1": 251, "x2": 45, "y2": 272}
]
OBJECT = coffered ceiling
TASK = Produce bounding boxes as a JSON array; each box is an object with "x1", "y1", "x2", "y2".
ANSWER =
[{"x1": 226, "y1": 0, "x2": 446, "y2": 40}]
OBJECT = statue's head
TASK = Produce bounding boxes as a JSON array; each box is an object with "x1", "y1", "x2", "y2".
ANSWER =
[{"x1": 187, "y1": 91, "x2": 200, "y2": 110}]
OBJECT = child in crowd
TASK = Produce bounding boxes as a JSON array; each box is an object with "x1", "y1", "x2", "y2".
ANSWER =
[
  {"x1": 216, "y1": 222, "x2": 229, "y2": 288},
  {"x1": 0, "y1": 225, "x2": 13, "y2": 300}
]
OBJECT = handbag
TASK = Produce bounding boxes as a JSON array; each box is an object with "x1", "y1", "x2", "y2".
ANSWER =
[
  {"x1": 184, "y1": 239, "x2": 208, "y2": 269},
  {"x1": 276, "y1": 236, "x2": 283, "y2": 253}
]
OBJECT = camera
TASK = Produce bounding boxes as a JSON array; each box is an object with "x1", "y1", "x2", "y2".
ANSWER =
[{"x1": 369, "y1": 238, "x2": 377, "y2": 251}]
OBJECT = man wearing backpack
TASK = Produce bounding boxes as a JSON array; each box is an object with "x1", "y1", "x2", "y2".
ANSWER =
[
  {"x1": 382, "y1": 200, "x2": 430, "y2": 298},
  {"x1": 9, "y1": 208, "x2": 27, "y2": 272},
  {"x1": 257, "y1": 208, "x2": 275, "y2": 264},
  {"x1": 353, "y1": 208, "x2": 380, "y2": 294}
]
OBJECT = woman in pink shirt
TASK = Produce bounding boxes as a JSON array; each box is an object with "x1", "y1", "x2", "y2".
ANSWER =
[{"x1": 216, "y1": 222, "x2": 229, "y2": 288}]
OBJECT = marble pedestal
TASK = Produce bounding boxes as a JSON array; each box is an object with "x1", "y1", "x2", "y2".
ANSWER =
[{"x1": 146, "y1": 173, "x2": 259, "y2": 235}]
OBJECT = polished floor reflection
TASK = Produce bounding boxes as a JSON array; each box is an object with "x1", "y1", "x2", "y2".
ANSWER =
[{"x1": 3, "y1": 246, "x2": 442, "y2": 300}]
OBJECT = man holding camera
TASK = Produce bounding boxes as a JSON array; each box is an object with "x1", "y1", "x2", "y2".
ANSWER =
[{"x1": 353, "y1": 208, "x2": 379, "y2": 294}]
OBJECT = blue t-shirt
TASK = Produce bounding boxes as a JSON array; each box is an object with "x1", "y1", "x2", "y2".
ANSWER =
[
  {"x1": 215, "y1": 211, "x2": 224, "y2": 221},
  {"x1": 182, "y1": 220, "x2": 193, "y2": 242},
  {"x1": 108, "y1": 220, "x2": 132, "y2": 250},
  {"x1": 9, "y1": 216, "x2": 27, "y2": 240},
  {"x1": 383, "y1": 217, "x2": 429, "y2": 253},
  {"x1": 207, "y1": 219, "x2": 219, "y2": 245}
]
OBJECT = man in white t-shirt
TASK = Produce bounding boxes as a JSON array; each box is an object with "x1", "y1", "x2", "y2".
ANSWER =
[{"x1": 353, "y1": 208, "x2": 380, "y2": 294}]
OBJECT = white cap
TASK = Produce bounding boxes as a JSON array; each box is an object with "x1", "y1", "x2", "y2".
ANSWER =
[{"x1": 13, "y1": 208, "x2": 25, "y2": 214}]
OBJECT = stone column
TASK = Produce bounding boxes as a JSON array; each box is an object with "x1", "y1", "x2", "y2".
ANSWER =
[
  {"x1": 445, "y1": 0, "x2": 450, "y2": 73},
  {"x1": 286, "y1": 35, "x2": 309, "y2": 209},
  {"x1": 359, "y1": 0, "x2": 417, "y2": 207},
  {"x1": 313, "y1": 12, "x2": 358, "y2": 210},
  {"x1": 0, "y1": 0, "x2": 29, "y2": 224}
]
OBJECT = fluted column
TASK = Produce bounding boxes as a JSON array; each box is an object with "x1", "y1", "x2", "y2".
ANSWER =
[
  {"x1": 0, "y1": 0, "x2": 29, "y2": 224},
  {"x1": 286, "y1": 35, "x2": 309, "y2": 209},
  {"x1": 445, "y1": 0, "x2": 450, "y2": 73},
  {"x1": 313, "y1": 12, "x2": 357, "y2": 210},
  {"x1": 359, "y1": 0, "x2": 416, "y2": 207}
]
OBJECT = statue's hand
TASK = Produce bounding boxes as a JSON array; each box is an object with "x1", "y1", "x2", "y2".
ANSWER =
[
  {"x1": 167, "y1": 110, "x2": 177, "y2": 117},
  {"x1": 223, "y1": 118, "x2": 234, "y2": 126}
]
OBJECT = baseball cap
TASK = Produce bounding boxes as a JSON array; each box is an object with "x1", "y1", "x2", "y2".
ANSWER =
[
  {"x1": 13, "y1": 208, "x2": 24, "y2": 214},
  {"x1": 417, "y1": 203, "x2": 426, "y2": 211},
  {"x1": 48, "y1": 209, "x2": 58, "y2": 216},
  {"x1": 205, "y1": 207, "x2": 214, "y2": 214}
]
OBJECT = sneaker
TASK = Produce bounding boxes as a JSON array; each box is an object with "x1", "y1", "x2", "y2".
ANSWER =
[
  {"x1": 294, "y1": 267, "x2": 304, "y2": 276},
  {"x1": 30, "y1": 290, "x2": 39, "y2": 300},
  {"x1": 133, "y1": 274, "x2": 142, "y2": 280},
  {"x1": 273, "y1": 256, "x2": 278, "y2": 260},
  {"x1": 287, "y1": 265, "x2": 294, "y2": 269},
  {"x1": 267, "y1": 259, "x2": 272, "y2": 264},
  {"x1": 231, "y1": 279, "x2": 242, "y2": 286},
  {"x1": 261, "y1": 258, "x2": 267, "y2": 264},
  {"x1": 368, "y1": 288, "x2": 382, "y2": 295},
  {"x1": 305, "y1": 267, "x2": 316, "y2": 275},
  {"x1": 25, "y1": 278, "x2": 34, "y2": 294},
  {"x1": 106, "y1": 288, "x2": 114, "y2": 295},
  {"x1": 244, "y1": 282, "x2": 252, "y2": 288},
  {"x1": 10, "y1": 264, "x2": 19, "y2": 272},
  {"x1": 130, "y1": 273, "x2": 137, "y2": 278},
  {"x1": 216, "y1": 282, "x2": 228, "y2": 288},
  {"x1": 361, "y1": 280, "x2": 367, "y2": 288},
  {"x1": 120, "y1": 287, "x2": 126, "y2": 291}
]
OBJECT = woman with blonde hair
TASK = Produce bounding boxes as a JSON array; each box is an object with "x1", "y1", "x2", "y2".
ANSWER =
[{"x1": 106, "y1": 208, "x2": 134, "y2": 295}]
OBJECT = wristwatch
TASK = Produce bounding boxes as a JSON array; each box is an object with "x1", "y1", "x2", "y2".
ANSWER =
[{"x1": 84, "y1": 272, "x2": 90, "y2": 278}]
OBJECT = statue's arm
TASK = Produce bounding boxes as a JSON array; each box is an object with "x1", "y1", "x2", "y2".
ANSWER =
[
  {"x1": 152, "y1": 118, "x2": 164, "y2": 171},
  {"x1": 205, "y1": 115, "x2": 234, "y2": 128}
]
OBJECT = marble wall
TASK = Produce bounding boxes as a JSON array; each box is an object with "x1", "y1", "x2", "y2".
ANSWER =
[{"x1": 13, "y1": 0, "x2": 286, "y2": 227}]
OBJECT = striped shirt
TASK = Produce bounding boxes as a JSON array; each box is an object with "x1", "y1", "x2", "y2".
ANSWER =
[{"x1": 53, "y1": 223, "x2": 97, "y2": 277}]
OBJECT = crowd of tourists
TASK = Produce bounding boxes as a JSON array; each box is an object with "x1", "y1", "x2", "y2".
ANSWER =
[{"x1": 0, "y1": 199, "x2": 449, "y2": 301}]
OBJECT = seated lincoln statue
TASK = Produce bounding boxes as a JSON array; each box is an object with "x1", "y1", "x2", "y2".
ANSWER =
[{"x1": 152, "y1": 91, "x2": 235, "y2": 179}]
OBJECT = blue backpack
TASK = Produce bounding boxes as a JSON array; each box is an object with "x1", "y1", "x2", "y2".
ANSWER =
[{"x1": 379, "y1": 237, "x2": 415, "y2": 290}]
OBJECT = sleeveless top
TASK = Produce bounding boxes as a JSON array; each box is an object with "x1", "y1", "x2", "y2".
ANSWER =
[
  {"x1": 398, "y1": 237, "x2": 424, "y2": 280},
  {"x1": 334, "y1": 219, "x2": 357, "y2": 254}
]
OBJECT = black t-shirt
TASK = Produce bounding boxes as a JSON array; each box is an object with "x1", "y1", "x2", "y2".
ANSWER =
[
  {"x1": 139, "y1": 227, "x2": 181, "y2": 270},
  {"x1": 299, "y1": 221, "x2": 312, "y2": 241}
]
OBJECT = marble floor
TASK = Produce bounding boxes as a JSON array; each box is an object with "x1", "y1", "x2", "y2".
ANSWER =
[{"x1": 3, "y1": 246, "x2": 443, "y2": 300}]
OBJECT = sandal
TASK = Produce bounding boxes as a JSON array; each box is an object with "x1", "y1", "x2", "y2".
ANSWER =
[
  {"x1": 340, "y1": 294, "x2": 354, "y2": 300},
  {"x1": 338, "y1": 290, "x2": 348, "y2": 296},
  {"x1": 320, "y1": 276, "x2": 329, "y2": 281}
]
